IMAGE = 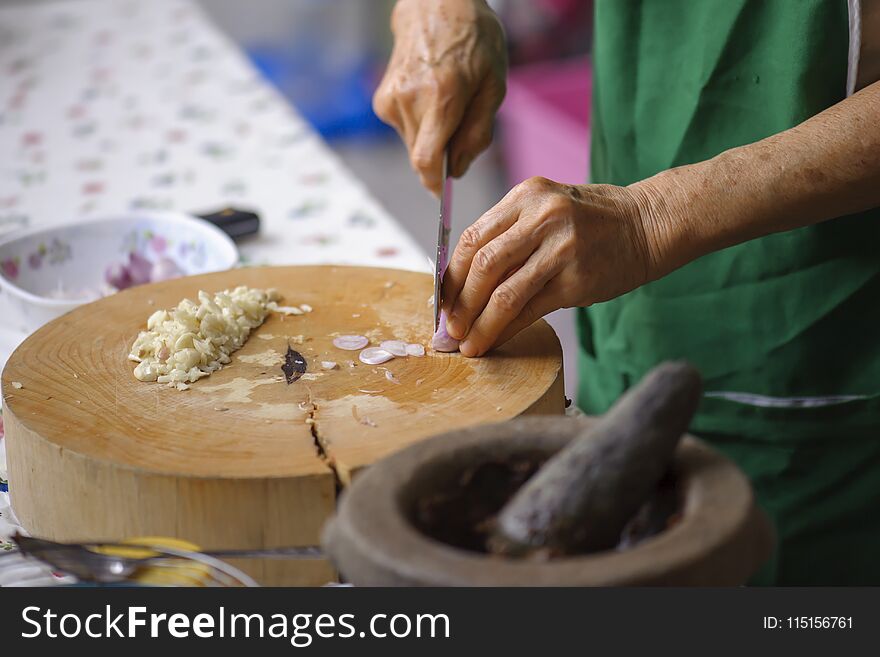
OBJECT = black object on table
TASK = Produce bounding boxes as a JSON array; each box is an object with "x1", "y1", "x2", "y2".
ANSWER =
[{"x1": 196, "y1": 207, "x2": 261, "y2": 240}]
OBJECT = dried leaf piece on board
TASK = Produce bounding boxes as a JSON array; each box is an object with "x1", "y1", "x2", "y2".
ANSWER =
[{"x1": 281, "y1": 346, "x2": 307, "y2": 384}]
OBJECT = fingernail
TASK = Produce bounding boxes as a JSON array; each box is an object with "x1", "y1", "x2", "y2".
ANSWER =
[
  {"x1": 459, "y1": 340, "x2": 478, "y2": 358},
  {"x1": 446, "y1": 315, "x2": 463, "y2": 339}
]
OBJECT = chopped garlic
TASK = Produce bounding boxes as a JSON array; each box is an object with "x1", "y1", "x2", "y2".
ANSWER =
[
  {"x1": 129, "y1": 286, "x2": 294, "y2": 388},
  {"x1": 11, "y1": 381, "x2": 23, "y2": 389},
  {"x1": 268, "y1": 302, "x2": 303, "y2": 315}
]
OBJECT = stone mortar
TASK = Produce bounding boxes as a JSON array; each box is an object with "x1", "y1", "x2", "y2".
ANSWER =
[{"x1": 322, "y1": 416, "x2": 774, "y2": 586}]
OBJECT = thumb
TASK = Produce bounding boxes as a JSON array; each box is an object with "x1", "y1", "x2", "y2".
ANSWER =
[{"x1": 492, "y1": 282, "x2": 562, "y2": 351}]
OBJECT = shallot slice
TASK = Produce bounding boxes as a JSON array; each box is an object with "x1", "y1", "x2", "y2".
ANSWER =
[
  {"x1": 380, "y1": 340, "x2": 408, "y2": 357},
  {"x1": 406, "y1": 343, "x2": 425, "y2": 357},
  {"x1": 321, "y1": 361, "x2": 338, "y2": 370},
  {"x1": 359, "y1": 347, "x2": 395, "y2": 365},
  {"x1": 385, "y1": 370, "x2": 400, "y2": 384},
  {"x1": 431, "y1": 310, "x2": 460, "y2": 353},
  {"x1": 333, "y1": 334, "x2": 369, "y2": 350}
]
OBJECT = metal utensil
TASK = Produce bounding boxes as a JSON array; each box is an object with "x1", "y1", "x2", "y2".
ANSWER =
[
  {"x1": 8, "y1": 534, "x2": 320, "y2": 585},
  {"x1": 433, "y1": 151, "x2": 453, "y2": 331}
]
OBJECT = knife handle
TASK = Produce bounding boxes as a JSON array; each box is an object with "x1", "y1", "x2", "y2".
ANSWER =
[{"x1": 195, "y1": 207, "x2": 261, "y2": 240}]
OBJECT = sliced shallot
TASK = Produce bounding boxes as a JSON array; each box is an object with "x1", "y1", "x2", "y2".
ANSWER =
[
  {"x1": 333, "y1": 334, "x2": 369, "y2": 351},
  {"x1": 385, "y1": 370, "x2": 401, "y2": 384},
  {"x1": 405, "y1": 343, "x2": 425, "y2": 357},
  {"x1": 321, "y1": 361, "x2": 338, "y2": 370},
  {"x1": 380, "y1": 340, "x2": 408, "y2": 357},
  {"x1": 359, "y1": 347, "x2": 395, "y2": 365}
]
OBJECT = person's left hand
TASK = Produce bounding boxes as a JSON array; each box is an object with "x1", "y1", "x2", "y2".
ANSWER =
[{"x1": 441, "y1": 176, "x2": 663, "y2": 356}]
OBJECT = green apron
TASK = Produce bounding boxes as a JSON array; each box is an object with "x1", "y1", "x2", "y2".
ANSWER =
[{"x1": 584, "y1": 0, "x2": 880, "y2": 584}]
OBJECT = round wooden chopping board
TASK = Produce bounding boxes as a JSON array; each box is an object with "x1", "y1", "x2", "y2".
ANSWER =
[{"x1": 1, "y1": 265, "x2": 563, "y2": 584}]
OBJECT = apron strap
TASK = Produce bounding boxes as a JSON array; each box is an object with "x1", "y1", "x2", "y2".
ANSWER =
[
  {"x1": 705, "y1": 391, "x2": 867, "y2": 408},
  {"x1": 847, "y1": 0, "x2": 880, "y2": 94}
]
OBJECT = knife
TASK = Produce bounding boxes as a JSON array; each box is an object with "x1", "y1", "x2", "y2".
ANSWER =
[{"x1": 433, "y1": 151, "x2": 453, "y2": 331}]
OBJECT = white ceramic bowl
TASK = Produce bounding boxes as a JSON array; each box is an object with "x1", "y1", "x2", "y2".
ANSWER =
[{"x1": 0, "y1": 211, "x2": 238, "y2": 334}]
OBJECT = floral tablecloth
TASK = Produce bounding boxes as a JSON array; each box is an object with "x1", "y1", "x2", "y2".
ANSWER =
[{"x1": 0, "y1": 0, "x2": 429, "y2": 549}]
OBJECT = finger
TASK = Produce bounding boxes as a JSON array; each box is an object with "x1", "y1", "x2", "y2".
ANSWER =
[
  {"x1": 449, "y1": 78, "x2": 504, "y2": 177},
  {"x1": 458, "y1": 249, "x2": 564, "y2": 357},
  {"x1": 411, "y1": 95, "x2": 467, "y2": 194},
  {"x1": 493, "y1": 278, "x2": 566, "y2": 349},
  {"x1": 441, "y1": 188, "x2": 524, "y2": 320},
  {"x1": 445, "y1": 224, "x2": 540, "y2": 340}
]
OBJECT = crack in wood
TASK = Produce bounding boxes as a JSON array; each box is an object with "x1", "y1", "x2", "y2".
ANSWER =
[{"x1": 305, "y1": 399, "x2": 344, "y2": 493}]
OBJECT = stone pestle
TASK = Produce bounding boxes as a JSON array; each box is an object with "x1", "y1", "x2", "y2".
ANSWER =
[{"x1": 488, "y1": 361, "x2": 703, "y2": 557}]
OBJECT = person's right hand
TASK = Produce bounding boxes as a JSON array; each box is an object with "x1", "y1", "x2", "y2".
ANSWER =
[{"x1": 373, "y1": 0, "x2": 508, "y2": 195}]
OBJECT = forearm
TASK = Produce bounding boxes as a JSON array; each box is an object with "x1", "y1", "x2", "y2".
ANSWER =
[{"x1": 631, "y1": 81, "x2": 880, "y2": 278}]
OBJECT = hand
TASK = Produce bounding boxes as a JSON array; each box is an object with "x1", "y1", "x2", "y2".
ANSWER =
[
  {"x1": 373, "y1": 0, "x2": 507, "y2": 194},
  {"x1": 442, "y1": 177, "x2": 663, "y2": 357}
]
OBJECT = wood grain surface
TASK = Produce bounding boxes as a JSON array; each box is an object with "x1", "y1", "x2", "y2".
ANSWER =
[{"x1": 2, "y1": 265, "x2": 563, "y2": 584}]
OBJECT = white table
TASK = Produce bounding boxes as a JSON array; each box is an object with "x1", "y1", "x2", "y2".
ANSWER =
[{"x1": 0, "y1": 0, "x2": 429, "y2": 551}]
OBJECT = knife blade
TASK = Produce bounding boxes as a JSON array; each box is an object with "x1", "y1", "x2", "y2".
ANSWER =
[{"x1": 433, "y1": 152, "x2": 453, "y2": 331}]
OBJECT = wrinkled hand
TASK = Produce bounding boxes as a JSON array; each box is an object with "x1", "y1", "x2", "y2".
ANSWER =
[
  {"x1": 442, "y1": 177, "x2": 662, "y2": 357},
  {"x1": 373, "y1": 0, "x2": 507, "y2": 194}
]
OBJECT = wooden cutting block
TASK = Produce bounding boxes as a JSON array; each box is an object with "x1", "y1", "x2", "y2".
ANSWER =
[{"x1": 1, "y1": 265, "x2": 563, "y2": 585}]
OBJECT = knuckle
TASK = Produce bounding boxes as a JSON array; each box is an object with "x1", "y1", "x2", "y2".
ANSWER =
[
  {"x1": 472, "y1": 246, "x2": 496, "y2": 277},
  {"x1": 372, "y1": 92, "x2": 393, "y2": 119},
  {"x1": 522, "y1": 176, "x2": 552, "y2": 192},
  {"x1": 459, "y1": 226, "x2": 482, "y2": 252},
  {"x1": 492, "y1": 285, "x2": 521, "y2": 313},
  {"x1": 411, "y1": 152, "x2": 433, "y2": 172}
]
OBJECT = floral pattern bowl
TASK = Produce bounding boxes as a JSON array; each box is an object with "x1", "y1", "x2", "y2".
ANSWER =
[{"x1": 0, "y1": 211, "x2": 238, "y2": 334}]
